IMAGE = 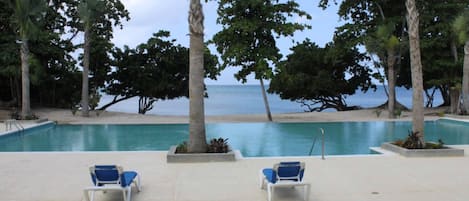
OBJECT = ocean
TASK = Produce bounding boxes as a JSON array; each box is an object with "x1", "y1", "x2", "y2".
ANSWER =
[{"x1": 98, "y1": 85, "x2": 444, "y2": 116}]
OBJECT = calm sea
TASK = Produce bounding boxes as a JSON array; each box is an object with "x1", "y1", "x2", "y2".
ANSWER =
[{"x1": 98, "y1": 85, "x2": 443, "y2": 116}]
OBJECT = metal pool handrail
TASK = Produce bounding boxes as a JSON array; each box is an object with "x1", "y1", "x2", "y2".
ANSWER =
[
  {"x1": 309, "y1": 128, "x2": 325, "y2": 160},
  {"x1": 5, "y1": 119, "x2": 24, "y2": 132}
]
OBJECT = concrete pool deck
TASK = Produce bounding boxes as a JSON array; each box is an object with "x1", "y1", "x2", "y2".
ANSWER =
[
  {"x1": 1, "y1": 149, "x2": 469, "y2": 201},
  {"x1": 1, "y1": 108, "x2": 469, "y2": 200}
]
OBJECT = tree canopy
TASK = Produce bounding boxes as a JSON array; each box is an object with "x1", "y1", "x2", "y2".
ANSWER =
[
  {"x1": 212, "y1": 0, "x2": 311, "y2": 81},
  {"x1": 102, "y1": 31, "x2": 219, "y2": 114},
  {"x1": 269, "y1": 40, "x2": 374, "y2": 112}
]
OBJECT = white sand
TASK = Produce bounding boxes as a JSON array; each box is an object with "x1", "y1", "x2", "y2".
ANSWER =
[
  {"x1": 7, "y1": 107, "x2": 447, "y2": 124},
  {"x1": 0, "y1": 107, "x2": 449, "y2": 132}
]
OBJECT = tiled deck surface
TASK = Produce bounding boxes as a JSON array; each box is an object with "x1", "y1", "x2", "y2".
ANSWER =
[{"x1": 1, "y1": 149, "x2": 469, "y2": 201}]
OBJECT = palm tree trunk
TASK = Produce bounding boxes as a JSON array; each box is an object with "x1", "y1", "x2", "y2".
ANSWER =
[
  {"x1": 81, "y1": 27, "x2": 90, "y2": 117},
  {"x1": 387, "y1": 49, "x2": 396, "y2": 119},
  {"x1": 462, "y1": 41, "x2": 469, "y2": 114},
  {"x1": 259, "y1": 79, "x2": 272, "y2": 121},
  {"x1": 188, "y1": 0, "x2": 207, "y2": 153},
  {"x1": 450, "y1": 41, "x2": 459, "y2": 113},
  {"x1": 406, "y1": 0, "x2": 425, "y2": 145},
  {"x1": 20, "y1": 38, "x2": 31, "y2": 119}
]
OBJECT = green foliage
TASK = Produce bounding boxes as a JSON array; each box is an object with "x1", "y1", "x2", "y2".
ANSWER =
[
  {"x1": 428, "y1": 139, "x2": 445, "y2": 149},
  {"x1": 400, "y1": 130, "x2": 425, "y2": 149},
  {"x1": 437, "y1": 111, "x2": 445, "y2": 117},
  {"x1": 77, "y1": 0, "x2": 129, "y2": 90},
  {"x1": 89, "y1": 90, "x2": 101, "y2": 110},
  {"x1": 268, "y1": 40, "x2": 374, "y2": 111},
  {"x1": 78, "y1": 0, "x2": 104, "y2": 28},
  {"x1": 453, "y1": 10, "x2": 469, "y2": 44},
  {"x1": 71, "y1": 105, "x2": 78, "y2": 116},
  {"x1": 0, "y1": 0, "x2": 128, "y2": 108},
  {"x1": 207, "y1": 138, "x2": 230, "y2": 153},
  {"x1": 394, "y1": 134, "x2": 445, "y2": 149},
  {"x1": 11, "y1": 0, "x2": 46, "y2": 40},
  {"x1": 374, "y1": 109, "x2": 382, "y2": 117},
  {"x1": 394, "y1": 108, "x2": 402, "y2": 118},
  {"x1": 102, "y1": 30, "x2": 219, "y2": 113},
  {"x1": 211, "y1": 0, "x2": 311, "y2": 82},
  {"x1": 323, "y1": 0, "x2": 469, "y2": 107},
  {"x1": 175, "y1": 141, "x2": 188, "y2": 153}
]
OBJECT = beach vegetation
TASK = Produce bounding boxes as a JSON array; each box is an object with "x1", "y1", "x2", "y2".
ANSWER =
[
  {"x1": 78, "y1": 0, "x2": 129, "y2": 117},
  {"x1": 319, "y1": 0, "x2": 468, "y2": 145},
  {"x1": 99, "y1": 31, "x2": 219, "y2": 114},
  {"x1": 320, "y1": 0, "x2": 467, "y2": 112},
  {"x1": 453, "y1": 9, "x2": 469, "y2": 114},
  {"x1": 10, "y1": 0, "x2": 46, "y2": 119},
  {"x1": 394, "y1": 108, "x2": 402, "y2": 118},
  {"x1": 211, "y1": 0, "x2": 311, "y2": 121},
  {"x1": 374, "y1": 109, "x2": 382, "y2": 118},
  {"x1": 268, "y1": 40, "x2": 374, "y2": 112},
  {"x1": 0, "y1": 0, "x2": 129, "y2": 111}
]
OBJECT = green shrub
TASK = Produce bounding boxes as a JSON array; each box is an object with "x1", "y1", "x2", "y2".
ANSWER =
[
  {"x1": 395, "y1": 131, "x2": 446, "y2": 149},
  {"x1": 373, "y1": 109, "x2": 382, "y2": 117},
  {"x1": 207, "y1": 138, "x2": 230, "y2": 153},
  {"x1": 175, "y1": 141, "x2": 188, "y2": 153},
  {"x1": 437, "y1": 111, "x2": 445, "y2": 117},
  {"x1": 71, "y1": 105, "x2": 78, "y2": 116},
  {"x1": 394, "y1": 108, "x2": 402, "y2": 118},
  {"x1": 401, "y1": 130, "x2": 424, "y2": 149}
]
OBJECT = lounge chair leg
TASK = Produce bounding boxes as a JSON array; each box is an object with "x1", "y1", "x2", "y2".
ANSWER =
[
  {"x1": 304, "y1": 184, "x2": 310, "y2": 201},
  {"x1": 136, "y1": 174, "x2": 142, "y2": 192},
  {"x1": 259, "y1": 170, "x2": 266, "y2": 189},
  {"x1": 126, "y1": 188, "x2": 132, "y2": 201},
  {"x1": 122, "y1": 189, "x2": 127, "y2": 201},
  {"x1": 83, "y1": 190, "x2": 90, "y2": 201},
  {"x1": 267, "y1": 184, "x2": 274, "y2": 201}
]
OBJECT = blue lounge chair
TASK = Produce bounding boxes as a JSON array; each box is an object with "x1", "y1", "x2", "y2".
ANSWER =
[
  {"x1": 84, "y1": 165, "x2": 141, "y2": 201},
  {"x1": 259, "y1": 162, "x2": 310, "y2": 201}
]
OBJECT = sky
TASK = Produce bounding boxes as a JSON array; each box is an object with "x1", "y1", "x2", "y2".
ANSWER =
[{"x1": 112, "y1": 0, "x2": 342, "y2": 85}]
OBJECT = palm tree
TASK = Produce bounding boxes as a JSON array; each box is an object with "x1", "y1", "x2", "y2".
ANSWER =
[
  {"x1": 188, "y1": 0, "x2": 207, "y2": 153},
  {"x1": 11, "y1": 0, "x2": 45, "y2": 119},
  {"x1": 78, "y1": 0, "x2": 100, "y2": 117},
  {"x1": 366, "y1": 23, "x2": 401, "y2": 119},
  {"x1": 454, "y1": 10, "x2": 469, "y2": 114},
  {"x1": 406, "y1": 0, "x2": 425, "y2": 145}
]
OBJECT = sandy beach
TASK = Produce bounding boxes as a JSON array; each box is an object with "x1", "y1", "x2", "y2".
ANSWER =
[{"x1": 0, "y1": 106, "x2": 449, "y2": 125}]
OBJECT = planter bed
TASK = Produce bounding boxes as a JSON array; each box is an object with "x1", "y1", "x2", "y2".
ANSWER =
[
  {"x1": 166, "y1": 146, "x2": 237, "y2": 163},
  {"x1": 381, "y1": 142, "x2": 464, "y2": 157}
]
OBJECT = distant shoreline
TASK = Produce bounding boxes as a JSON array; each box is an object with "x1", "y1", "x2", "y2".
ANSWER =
[{"x1": 0, "y1": 107, "x2": 447, "y2": 124}]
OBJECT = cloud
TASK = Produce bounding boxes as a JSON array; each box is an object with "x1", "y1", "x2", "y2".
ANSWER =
[
  {"x1": 113, "y1": 0, "x2": 190, "y2": 47},
  {"x1": 111, "y1": 0, "x2": 341, "y2": 85}
]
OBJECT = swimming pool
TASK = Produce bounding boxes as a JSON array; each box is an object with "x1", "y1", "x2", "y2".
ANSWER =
[{"x1": 1, "y1": 119, "x2": 468, "y2": 157}]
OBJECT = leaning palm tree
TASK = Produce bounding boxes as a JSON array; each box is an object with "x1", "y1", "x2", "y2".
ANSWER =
[
  {"x1": 406, "y1": 0, "x2": 425, "y2": 145},
  {"x1": 78, "y1": 0, "x2": 101, "y2": 117},
  {"x1": 11, "y1": 0, "x2": 46, "y2": 119},
  {"x1": 453, "y1": 10, "x2": 469, "y2": 114},
  {"x1": 188, "y1": 0, "x2": 207, "y2": 153}
]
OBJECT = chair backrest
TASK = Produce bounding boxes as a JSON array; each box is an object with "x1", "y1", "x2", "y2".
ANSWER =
[
  {"x1": 89, "y1": 165, "x2": 124, "y2": 186},
  {"x1": 273, "y1": 161, "x2": 305, "y2": 182}
]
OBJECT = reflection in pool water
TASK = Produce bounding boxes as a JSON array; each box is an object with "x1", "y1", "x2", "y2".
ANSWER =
[{"x1": 0, "y1": 119, "x2": 468, "y2": 157}]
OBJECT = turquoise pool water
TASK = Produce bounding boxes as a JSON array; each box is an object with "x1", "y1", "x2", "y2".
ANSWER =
[{"x1": 1, "y1": 119, "x2": 469, "y2": 156}]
